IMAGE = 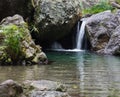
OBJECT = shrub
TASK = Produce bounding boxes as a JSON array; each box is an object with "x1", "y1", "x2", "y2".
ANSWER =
[
  {"x1": 0, "y1": 24, "x2": 24, "y2": 63},
  {"x1": 82, "y1": 1, "x2": 113, "y2": 15}
]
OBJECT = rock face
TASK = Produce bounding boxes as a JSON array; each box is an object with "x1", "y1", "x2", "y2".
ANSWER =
[
  {"x1": 86, "y1": 10, "x2": 120, "y2": 55},
  {"x1": 0, "y1": 14, "x2": 47, "y2": 65},
  {"x1": 33, "y1": 0, "x2": 81, "y2": 43},
  {"x1": 0, "y1": 80, "x2": 23, "y2": 97},
  {"x1": 104, "y1": 25, "x2": 120, "y2": 55},
  {"x1": 23, "y1": 80, "x2": 70, "y2": 97}
]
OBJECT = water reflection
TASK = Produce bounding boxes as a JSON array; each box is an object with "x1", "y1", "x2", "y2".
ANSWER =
[
  {"x1": 76, "y1": 53, "x2": 120, "y2": 97},
  {"x1": 76, "y1": 52, "x2": 85, "y2": 97},
  {"x1": 0, "y1": 51, "x2": 120, "y2": 97}
]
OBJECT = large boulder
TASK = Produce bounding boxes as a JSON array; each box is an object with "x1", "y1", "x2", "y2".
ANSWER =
[
  {"x1": 86, "y1": 10, "x2": 120, "y2": 55},
  {"x1": 0, "y1": 80, "x2": 23, "y2": 97},
  {"x1": 104, "y1": 25, "x2": 120, "y2": 55},
  {"x1": 23, "y1": 80, "x2": 70, "y2": 97},
  {"x1": 0, "y1": 14, "x2": 47, "y2": 65},
  {"x1": 33, "y1": 0, "x2": 81, "y2": 43}
]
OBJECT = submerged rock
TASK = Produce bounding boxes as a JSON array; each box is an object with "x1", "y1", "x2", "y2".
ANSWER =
[
  {"x1": 23, "y1": 80, "x2": 67, "y2": 92},
  {"x1": 33, "y1": 0, "x2": 81, "y2": 43},
  {"x1": 28, "y1": 91, "x2": 70, "y2": 97},
  {"x1": 23, "y1": 80, "x2": 70, "y2": 97},
  {"x1": 0, "y1": 80, "x2": 71, "y2": 97},
  {"x1": 0, "y1": 14, "x2": 47, "y2": 65},
  {"x1": 86, "y1": 10, "x2": 120, "y2": 55}
]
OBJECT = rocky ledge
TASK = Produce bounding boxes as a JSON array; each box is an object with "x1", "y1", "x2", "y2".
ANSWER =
[{"x1": 0, "y1": 80, "x2": 71, "y2": 97}]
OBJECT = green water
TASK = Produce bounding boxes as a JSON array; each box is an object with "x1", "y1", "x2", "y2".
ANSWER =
[{"x1": 0, "y1": 51, "x2": 120, "y2": 97}]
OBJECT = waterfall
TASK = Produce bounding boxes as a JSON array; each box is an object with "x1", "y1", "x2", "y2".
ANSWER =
[
  {"x1": 51, "y1": 42, "x2": 63, "y2": 49},
  {"x1": 76, "y1": 20, "x2": 86, "y2": 50},
  {"x1": 50, "y1": 19, "x2": 87, "y2": 52}
]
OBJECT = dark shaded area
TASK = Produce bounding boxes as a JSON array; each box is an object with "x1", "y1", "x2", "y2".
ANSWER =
[
  {"x1": 35, "y1": 20, "x2": 91, "y2": 50},
  {"x1": 82, "y1": 31, "x2": 91, "y2": 50},
  {"x1": 0, "y1": 0, "x2": 33, "y2": 21},
  {"x1": 33, "y1": 22, "x2": 78, "y2": 50},
  {"x1": 57, "y1": 22, "x2": 78, "y2": 49},
  {"x1": 32, "y1": 20, "x2": 78, "y2": 49}
]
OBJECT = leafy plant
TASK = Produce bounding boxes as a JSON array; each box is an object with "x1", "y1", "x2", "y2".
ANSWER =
[
  {"x1": 0, "y1": 24, "x2": 24, "y2": 63},
  {"x1": 82, "y1": 1, "x2": 113, "y2": 15}
]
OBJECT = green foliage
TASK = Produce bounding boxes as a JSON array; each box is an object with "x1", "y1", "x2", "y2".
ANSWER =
[
  {"x1": 108, "y1": 88, "x2": 120, "y2": 97},
  {"x1": 0, "y1": 24, "x2": 24, "y2": 63},
  {"x1": 83, "y1": 1, "x2": 113, "y2": 15},
  {"x1": 116, "y1": 0, "x2": 120, "y2": 4},
  {"x1": 29, "y1": 24, "x2": 39, "y2": 33}
]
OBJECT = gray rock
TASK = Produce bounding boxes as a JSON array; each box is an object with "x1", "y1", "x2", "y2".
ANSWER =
[
  {"x1": 23, "y1": 80, "x2": 70, "y2": 97},
  {"x1": 33, "y1": 0, "x2": 81, "y2": 42},
  {"x1": 104, "y1": 25, "x2": 120, "y2": 55},
  {"x1": 86, "y1": 11, "x2": 113, "y2": 51},
  {"x1": 0, "y1": 80, "x2": 71, "y2": 97},
  {"x1": 23, "y1": 80, "x2": 67, "y2": 92},
  {"x1": 0, "y1": 14, "x2": 25, "y2": 26},
  {"x1": 86, "y1": 10, "x2": 120, "y2": 55}
]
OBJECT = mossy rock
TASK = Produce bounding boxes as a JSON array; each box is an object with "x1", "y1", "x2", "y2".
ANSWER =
[{"x1": 0, "y1": 14, "x2": 47, "y2": 65}]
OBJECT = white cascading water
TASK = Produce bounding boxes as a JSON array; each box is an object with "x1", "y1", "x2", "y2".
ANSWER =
[
  {"x1": 76, "y1": 20, "x2": 86, "y2": 50},
  {"x1": 50, "y1": 19, "x2": 87, "y2": 52}
]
